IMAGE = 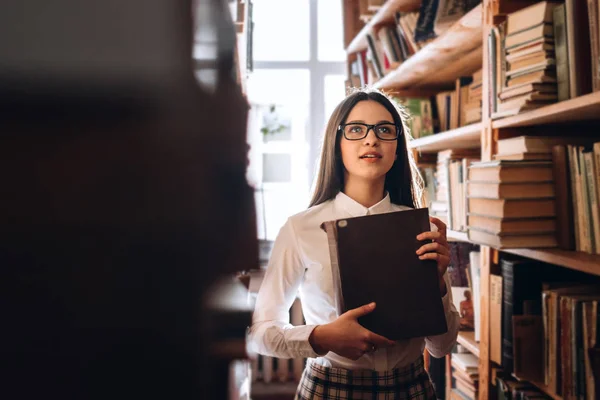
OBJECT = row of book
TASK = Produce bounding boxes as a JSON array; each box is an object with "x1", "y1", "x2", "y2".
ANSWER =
[
  {"x1": 489, "y1": 0, "x2": 600, "y2": 119},
  {"x1": 422, "y1": 135, "x2": 600, "y2": 253},
  {"x1": 348, "y1": 0, "x2": 480, "y2": 87},
  {"x1": 437, "y1": 71, "x2": 483, "y2": 132},
  {"x1": 468, "y1": 136, "x2": 600, "y2": 254},
  {"x1": 448, "y1": 253, "x2": 599, "y2": 399},
  {"x1": 491, "y1": 257, "x2": 600, "y2": 400}
]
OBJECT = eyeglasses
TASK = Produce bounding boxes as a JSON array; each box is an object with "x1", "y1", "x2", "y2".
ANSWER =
[{"x1": 338, "y1": 122, "x2": 401, "y2": 141}]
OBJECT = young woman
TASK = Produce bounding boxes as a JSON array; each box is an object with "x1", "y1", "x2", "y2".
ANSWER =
[{"x1": 249, "y1": 89, "x2": 459, "y2": 399}]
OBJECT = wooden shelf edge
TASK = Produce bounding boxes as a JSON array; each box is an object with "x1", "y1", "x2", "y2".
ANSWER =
[
  {"x1": 373, "y1": 4, "x2": 483, "y2": 90},
  {"x1": 492, "y1": 91, "x2": 600, "y2": 129},
  {"x1": 409, "y1": 122, "x2": 482, "y2": 153},
  {"x1": 449, "y1": 236, "x2": 600, "y2": 276},
  {"x1": 500, "y1": 248, "x2": 600, "y2": 276},
  {"x1": 457, "y1": 331, "x2": 480, "y2": 358},
  {"x1": 346, "y1": 0, "x2": 421, "y2": 54}
]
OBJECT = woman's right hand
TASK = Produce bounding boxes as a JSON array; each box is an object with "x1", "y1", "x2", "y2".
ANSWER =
[{"x1": 308, "y1": 302, "x2": 396, "y2": 360}]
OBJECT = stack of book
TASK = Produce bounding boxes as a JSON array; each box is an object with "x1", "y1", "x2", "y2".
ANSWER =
[
  {"x1": 491, "y1": 135, "x2": 600, "y2": 253},
  {"x1": 431, "y1": 149, "x2": 480, "y2": 230},
  {"x1": 466, "y1": 156, "x2": 557, "y2": 248},
  {"x1": 493, "y1": 1, "x2": 559, "y2": 118},
  {"x1": 451, "y1": 352, "x2": 479, "y2": 400}
]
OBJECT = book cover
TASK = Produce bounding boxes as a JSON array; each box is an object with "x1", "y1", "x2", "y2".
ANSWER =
[{"x1": 321, "y1": 208, "x2": 448, "y2": 340}]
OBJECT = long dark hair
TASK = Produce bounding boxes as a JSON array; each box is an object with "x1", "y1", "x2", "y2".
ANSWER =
[{"x1": 309, "y1": 88, "x2": 423, "y2": 208}]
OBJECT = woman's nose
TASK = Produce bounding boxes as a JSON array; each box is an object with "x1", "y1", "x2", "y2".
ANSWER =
[{"x1": 363, "y1": 127, "x2": 379, "y2": 145}]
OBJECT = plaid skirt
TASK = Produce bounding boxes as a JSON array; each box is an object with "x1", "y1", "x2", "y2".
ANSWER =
[{"x1": 295, "y1": 356, "x2": 436, "y2": 400}]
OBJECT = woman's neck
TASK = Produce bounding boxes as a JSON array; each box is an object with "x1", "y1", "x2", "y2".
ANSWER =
[{"x1": 343, "y1": 178, "x2": 386, "y2": 208}]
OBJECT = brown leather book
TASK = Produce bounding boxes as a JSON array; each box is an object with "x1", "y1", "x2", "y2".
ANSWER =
[
  {"x1": 321, "y1": 208, "x2": 448, "y2": 340},
  {"x1": 551, "y1": 145, "x2": 575, "y2": 250}
]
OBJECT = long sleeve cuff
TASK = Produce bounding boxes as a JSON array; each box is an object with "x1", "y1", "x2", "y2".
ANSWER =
[{"x1": 282, "y1": 324, "x2": 323, "y2": 359}]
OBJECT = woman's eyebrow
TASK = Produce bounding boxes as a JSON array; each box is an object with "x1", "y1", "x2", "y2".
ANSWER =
[
  {"x1": 377, "y1": 120, "x2": 394, "y2": 124},
  {"x1": 346, "y1": 120, "x2": 365, "y2": 124}
]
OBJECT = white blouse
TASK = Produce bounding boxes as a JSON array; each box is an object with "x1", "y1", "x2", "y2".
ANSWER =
[{"x1": 248, "y1": 191, "x2": 459, "y2": 371}]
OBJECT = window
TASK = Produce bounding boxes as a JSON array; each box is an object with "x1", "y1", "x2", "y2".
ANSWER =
[
  {"x1": 247, "y1": 0, "x2": 346, "y2": 241},
  {"x1": 317, "y1": 0, "x2": 346, "y2": 61},
  {"x1": 252, "y1": 0, "x2": 310, "y2": 61}
]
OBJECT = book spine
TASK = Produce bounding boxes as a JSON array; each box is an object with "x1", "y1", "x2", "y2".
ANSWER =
[
  {"x1": 577, "y1": 147, "x2": 592, "y2": 253},
  {"x1": 551, "y1": 145, "x2": 576, "y2": 250},
  {"x1": 502, "y1": 261, "x2": 515, "y2": 373},
  {"x1": 588, "y1": 0, "x2": 600, "y2": 91},
  {"x1": 568, "y1": 145, "x2": 582, "y2": 251},
  {"x1": 323, "y1": 221, "x2": 345, "y2": 314},
  {"x1": 584, "y1": 152, "x2": 600, "y2": 254},
  {"x1": 554, "y1": 4, "x2": 570, "y2": 101}
]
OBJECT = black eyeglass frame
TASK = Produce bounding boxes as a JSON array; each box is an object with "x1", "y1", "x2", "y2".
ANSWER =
[{"x1": 337, "y1": 122, "x2": 402, "y2": 141}]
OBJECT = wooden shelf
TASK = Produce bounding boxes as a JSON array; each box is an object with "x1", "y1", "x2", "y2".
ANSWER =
[
  {"x1": 409, "y1": 122, "x2": 481, "y2": 153},
  {"x1": 346, "y1": 0, "x2": 421, "y2": 54},
  {"x1": 374, "y1": 4, "x2": 483, "y2": 90},
  {"x1": 501, "y1": 248, "x2": 600, "y2": 277},
  {"x1": 457, "y1": 330, "x2": 480, "y2": 358},
  {"x1": 493, "y1": 91, "x2": 600, "y2": 129},
  {"x1": 447, "y1": 229, "x2": 470, "y2": 242},
  {"x1": 446, "y1": 234, "x2": 600, "y2": 276}
]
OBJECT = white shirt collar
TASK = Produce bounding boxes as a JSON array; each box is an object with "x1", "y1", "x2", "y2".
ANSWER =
[{"x1": 334, "y1": 191, "x2": 392, "y2": 217}]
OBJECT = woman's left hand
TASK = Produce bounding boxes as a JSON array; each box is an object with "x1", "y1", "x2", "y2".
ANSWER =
[{"x1": 416, "y1": 216, "x2": 450, "y2": 297}]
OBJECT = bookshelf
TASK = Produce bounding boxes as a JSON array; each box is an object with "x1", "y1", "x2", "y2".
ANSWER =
[
  {"x1": 342, "y1": 0, "x2": 600, "y2": 399},
  {"x1": 457, "y1": 331, "x2": 480, "y2": 358},
  {"x1": 374, "y1": 4, "x2": 483, "y2": 90},
  {"x1": 346, "y1": 0, "x2": 421, "y2": 54}
]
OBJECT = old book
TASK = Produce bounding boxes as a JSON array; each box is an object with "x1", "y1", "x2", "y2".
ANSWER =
[
  {"x1": 468, "y1": 229, "x2": 557, "y2": 248},
  {"x1": 490, "y1": 274, "x2": 503, "y2": 365},
  {"x1": 506, "y1": 49, "x2": 554, "y2": 66},
  {"x1": 497, "y1": 92, "x2": 557, "y2": 115},
  {"x1": 506, "y1": 69, "x2": 557, "y2": 88},
  {"x1": 584, "y1": 151, "x2": 600, "y2": 253},
  {"x1": 321, "y1": 208, "x2": 447, "y2": 340},
  {"x1": 595, "y1": 143, "x2": 600, "y2": 226},
  {"x1": 494, "y1": 152, "x2": 552, "y2": 161},
  {"x1": 513, "y1": 315, "x2": 544, "y2": 382},
  {"x1": 467, "y1": 215, "x2": 556, "y2": 235},
  {"x1": 497, "y1": 136, "x2": 590, "y2": 155},
  {"x1": 505, "y1": 1, "x2": 560, "y2": 36},
  {"x1": 553, "y1": 3, "x2": 570, "y2": 101},
  {"x1": 506, "y1": 23, "x2": 554, "y2": 50},
  {"x1": 469, "y1": 198, "x2": 556, "y2": 219},
  {"x1": 507, "y1": 37, "x2": 554, "y2": 55},
  {"x1": 498, "y1": 82, "x2": 557, "y2": 101},
  {"x1": 582, "y1": 300, "x2": 599, "y2": 400},
  {"x1": 468, "y1": 160, "x2": 553, "y2": 183},
  {"x1": 467, "y1": 181, "x2": 554, "y2": 199},
  {"x1": 587, "y1": 0, "x2": 599, "y2": 91},
  {"x1": 565, "y1": 0, "x2": 593, "y2": 98},
  {"x1": 506, "y1": 58, "x2": 556, "y2": 77},
  {"x1": 551, "y1": 145, "x2": 576, "y2": 250}
]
